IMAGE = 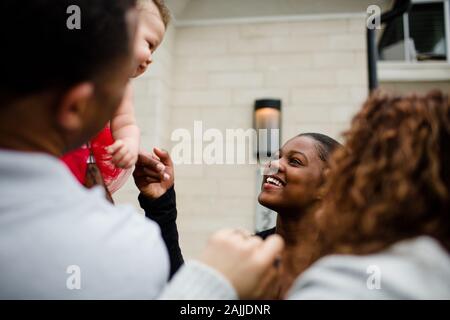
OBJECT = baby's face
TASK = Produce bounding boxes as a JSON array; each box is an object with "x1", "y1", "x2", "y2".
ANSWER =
[{"x1": 132, "y1": 1, "x2": 166, "y2": 78}]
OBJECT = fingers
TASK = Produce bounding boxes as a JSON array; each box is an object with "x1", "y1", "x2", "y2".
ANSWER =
[
  {"x1": 254, "y1": 234, "x2": 284, "y2": 268},
  {"x1": 134, "y1": 166, "x2": 169, "y2": 180},
  {"x1": 136, "y1": 153, "x2": 165, "y2": 172},
  {"x1": 153, "y1": 147, "x2": 173, "y2": 167},
  {"x1": 107, "y1": 140, "x2": 135, "y2": 168},
  {"x1": 106, "y1": 140, "x2": 124, "y2": 156},
  {"x1": 231, "y1": 228, "x2": 252, "y2": 238},
  {"x1": 135, "y1": 153, "x2": 170, "y2": 181}
]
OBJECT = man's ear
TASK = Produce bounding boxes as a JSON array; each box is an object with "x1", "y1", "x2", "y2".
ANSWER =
[{"x1": 57, "y1": 83, "x2": 94, "y2": 132}]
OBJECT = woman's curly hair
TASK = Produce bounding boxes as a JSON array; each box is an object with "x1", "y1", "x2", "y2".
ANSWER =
[{"x1": 316, "y1": 90, "x2": 450, "y2": 257}]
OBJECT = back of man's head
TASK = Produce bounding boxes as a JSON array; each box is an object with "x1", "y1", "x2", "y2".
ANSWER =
[{"x1": 0, "y1": 0, "x2": 137, "y2": 104}]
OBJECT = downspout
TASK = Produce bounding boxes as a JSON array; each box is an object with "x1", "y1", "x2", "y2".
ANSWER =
[{"x1": 367, "y1": 0, "x2": 412, "y2": 92}]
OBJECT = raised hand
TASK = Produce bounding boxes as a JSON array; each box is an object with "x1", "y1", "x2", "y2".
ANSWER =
[
  {"x1": 133, "y1": 147, "x2": 174, "y2": 200},
  {"x1": 198, "y1": 229, "x2": 284, "y2": 299}
]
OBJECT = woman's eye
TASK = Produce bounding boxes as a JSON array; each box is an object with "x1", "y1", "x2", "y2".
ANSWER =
[{"x1": 289, "y1": 158, "x2": 303, "y2": 166}]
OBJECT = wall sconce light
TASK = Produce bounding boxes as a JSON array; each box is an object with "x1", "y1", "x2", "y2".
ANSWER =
[
  {"x1": 254, "y1": 99, "x2": 282, "y2": 162},
  {"x1": 254, "y1": 99, "x2": 281, "y2": 233}
]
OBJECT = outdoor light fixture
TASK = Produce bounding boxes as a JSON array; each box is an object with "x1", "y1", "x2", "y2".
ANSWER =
[
  {"x1": 254, "y1": 99, "x2": 281, "y2": 233},
  {"x1": 254, "y1": 99, "x2": 282, "y2": 161}
]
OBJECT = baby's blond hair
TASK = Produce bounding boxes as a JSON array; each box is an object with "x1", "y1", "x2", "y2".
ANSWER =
[{"x1": 138, "y1": 0, "x2": 171, "y2": 27}]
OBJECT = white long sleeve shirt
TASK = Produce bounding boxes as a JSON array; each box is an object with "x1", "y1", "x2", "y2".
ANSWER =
[
  {"x1": 162, "y1": 236, "x2": 450, "y2": 300},
  {"x1": 0, "y1": 149, "x2": 169, "y2": 299}
]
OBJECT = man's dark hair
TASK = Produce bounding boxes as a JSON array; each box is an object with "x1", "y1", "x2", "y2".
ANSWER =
[
  {"x1": 0, "y1": 0, "x2": 136, "y2": 102},
  {"x1": 298, "y1": 133, "x2": 341, "y2": 162}
]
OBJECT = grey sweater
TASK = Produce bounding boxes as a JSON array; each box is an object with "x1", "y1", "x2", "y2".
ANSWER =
[
  {"x1": 0, "y1": 150, "x2": 169, "y2": 299},
  {"x1": 162, "y1": 236, "x2": 450, "y2": 300}
]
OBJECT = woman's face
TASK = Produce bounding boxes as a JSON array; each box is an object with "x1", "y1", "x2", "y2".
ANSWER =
[{"x1": 258, "y1": 136, "x2": 325, "y2": 214}]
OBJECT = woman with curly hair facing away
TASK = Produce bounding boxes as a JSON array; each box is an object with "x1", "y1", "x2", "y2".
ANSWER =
[{"x1": 287, "y1": 90, "x2": 450, "y2": 299}]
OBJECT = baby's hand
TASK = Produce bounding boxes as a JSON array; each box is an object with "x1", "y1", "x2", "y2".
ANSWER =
[{"x1": 106, "y1": 138, "x2": 138, "y2": 169}]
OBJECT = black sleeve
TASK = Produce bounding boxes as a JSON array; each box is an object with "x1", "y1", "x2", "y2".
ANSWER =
[
  {"x1": 255, "y1": 227, "x2": 276, "y2": 240},
  {"x1": 138, "y1": 186, "x2": 184, "y2": 279}
]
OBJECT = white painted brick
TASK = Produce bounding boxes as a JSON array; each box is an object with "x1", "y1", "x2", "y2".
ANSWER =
[
  {"x1": 175, "y1": 55, "x2": 255, "y2": 73},
  {"x1": 169, "y1": 106, "x2": 202, "y2": 126},
  {"x1": 176, "y1": 178, "x2": 220, "y2": 196},
  {"x1": 209, "y1": 72, "x2": 264, "y2": 88},
  {"x1": 177, "y1": 195, "x2": 255, "y2": 223},
  {"x1": 229, "y1": 37, "x2": 271, "y2": 54},
  {"x1": 347, "y1": 17, "x2": 367, "y2": 33},
  {"x1": 177, "y1": 25, "x2": 240, "y2": 41},
  {"x1": 312, "y1": 52, "x2": 356, "y2": 68},
  {"x1": 329, "y1": 34, "x2": 366, "y2": 51},
  {"x1": 218, "y1": 178, "x2": 256, "y2": 197},
  {"x1": 284, "y1": 122, "x2": 335, "y2": 140},
  {"x1": 330, "y1": 105, "x2": 359, "y2": 123},
  {"x1": 284, "y1": 105, "x2": 332, "y2": 123},
  {"x1": 255, "y1": 53, "x2": 313, "y2": 70},
  {"x1": 175, "y1": 39, "x2": 228, "y2": 56},
  {"x1": 232, "y1": 88, "x2": 290, "y2": 106},
  {"x1": 291, "y1": 87, "x2": 350, "y2": 105},
  {"x1": 172, "y1": 90, "x2": 232, "y2": 108},
  {"x1": 349, "y1": 86, "x2": 369, "y2": 104},
  {"x1": 271, "y1": 35, "x2": 331, "y2": 53},
  {"x1": 336, "y1": 69, "x2": 367, "y2": 86},
  {"x1": 173, "y1": 164, "x2": 204, "y2": 178},
  {"x1": 203, "y1": 164, "x2": 256, "y2": 179},
  {"x1": 173, "y1": 73, "x2": 209, "y2": 89},
  {"x1": 330, "y1": 123, "x2": 349, "y2": 141},
  {"x1": 290, "y1": 19, "x2": 348, "y2": 36},
  {"x1": 240, "y1": 22, "x2": 291, "y2": 38},
  {"x1": 199, "y1": 106, "x2": 253, "y2": 131},
  {"x1": 265, "y1": 69, "x2": 336, "y2": 87}
]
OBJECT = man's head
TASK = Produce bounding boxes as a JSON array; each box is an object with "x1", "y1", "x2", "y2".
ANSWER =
[
  {"x1": 0, "y1": 0, "x2": 138, "y2": 154},
  {"x1": 132, "y1": 0, "x2": 170, "y2": 77}
]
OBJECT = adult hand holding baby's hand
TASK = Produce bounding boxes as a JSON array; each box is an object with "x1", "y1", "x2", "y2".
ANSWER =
[
  {"x1": 107, "y1": 137, "x2": 139, "y2": 169},
  {"x1": 133, "y1": 147, "x2": 174, "y2": 200}
]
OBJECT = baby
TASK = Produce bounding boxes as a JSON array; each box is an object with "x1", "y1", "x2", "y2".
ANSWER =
[
  {"x1": 107, "y1": 0, "x2": 170, "y2": 167},
  {"x1": 62, "y1": 0, "x2": 170, "y2": 193}
]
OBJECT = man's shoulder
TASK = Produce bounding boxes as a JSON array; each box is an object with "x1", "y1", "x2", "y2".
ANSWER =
[{"x1": 0, "y1": 186, "x2": 170, "y2": 299}]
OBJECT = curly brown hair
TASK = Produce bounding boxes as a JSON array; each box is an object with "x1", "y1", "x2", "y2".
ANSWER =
[{"x1": 316, "y1": 90, "x2": 450, "y2": 258}]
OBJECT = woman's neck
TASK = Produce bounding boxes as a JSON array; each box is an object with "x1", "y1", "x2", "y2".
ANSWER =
[
  {"x1": 273, "y1": 204, "x2": 320, "y2": 298},
  {"x1": 275, "y1": 204, "x2": 319, "y2": 247}
]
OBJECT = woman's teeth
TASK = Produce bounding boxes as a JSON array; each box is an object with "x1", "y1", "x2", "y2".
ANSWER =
[{"x1": 266, "y1": 177, "x2": 283, "y2": 187}]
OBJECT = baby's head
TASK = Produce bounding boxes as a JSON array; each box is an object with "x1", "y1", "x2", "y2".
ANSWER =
[{"x1": 132, "y1": 0, "x2": 171, "y2": 78}]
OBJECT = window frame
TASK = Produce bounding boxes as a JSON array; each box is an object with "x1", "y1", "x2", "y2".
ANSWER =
[
  {"x1": 378, "y1": 0, "x2": 450, "y2": 81},
  {"x1": 407, "y1": 0, "x2": 449, "y2": 62}
]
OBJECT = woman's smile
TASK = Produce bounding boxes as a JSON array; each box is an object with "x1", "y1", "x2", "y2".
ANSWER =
[{"x1": 262, "y1": 175, "x2": 286, "y2": 191}]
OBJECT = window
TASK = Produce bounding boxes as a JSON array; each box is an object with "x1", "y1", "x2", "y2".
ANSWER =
[{"x1": 378, "y1": 0, "x2": 450, "y2": 62}]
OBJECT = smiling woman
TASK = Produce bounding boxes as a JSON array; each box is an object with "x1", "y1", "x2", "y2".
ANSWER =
[{"x1": 257, "y1": 132, "x2": 341, "y2": 299}]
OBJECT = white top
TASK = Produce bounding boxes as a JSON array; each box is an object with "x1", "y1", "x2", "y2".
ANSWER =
[
  {"x1": 0, "y1": 149, "x2": 169, "y2": 299},
  {"x1": 162, "y1": 237, "x2": 450, "y2": 300},
  {"x1": 288, "y1": 236, "x2": 450, "y2": 299}
]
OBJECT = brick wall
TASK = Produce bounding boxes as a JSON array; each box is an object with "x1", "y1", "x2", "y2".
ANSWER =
[{"x1": 116, "y1": 16, "x2": 369, "y2": 258}]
